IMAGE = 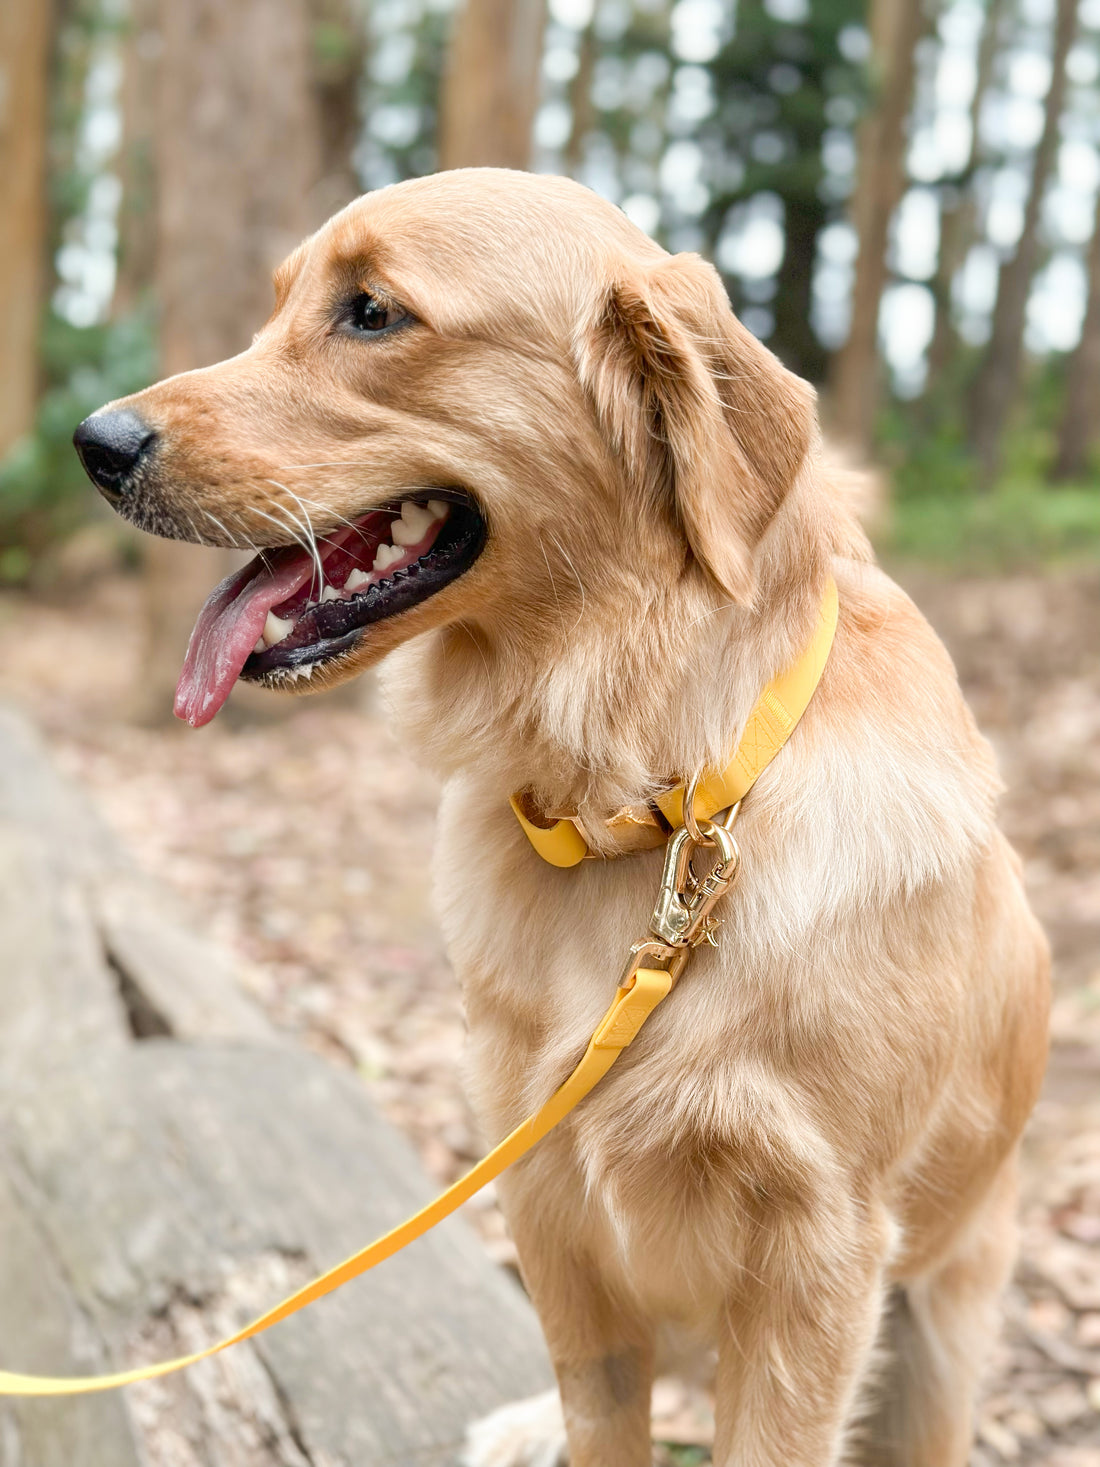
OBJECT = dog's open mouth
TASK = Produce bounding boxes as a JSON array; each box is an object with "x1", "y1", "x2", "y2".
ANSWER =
[{"x1": 174, "y1": 492, "x2": 486, "y2": 727}]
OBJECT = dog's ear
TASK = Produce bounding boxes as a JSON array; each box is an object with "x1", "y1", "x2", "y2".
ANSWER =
[{"x1": 578, "y1": 252, "x2": 817, "y2": 601}]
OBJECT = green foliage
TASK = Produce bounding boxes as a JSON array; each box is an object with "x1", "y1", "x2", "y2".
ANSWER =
[
  {"x1": 705, "y1": 0, "x2": 866, "y2": 206},
  {"x1": 0, "y1": 308, "x2": 156, "y2": 583},
  {"x1": 658, "y1": 1447, "x2": 710, "y2": 1467},
  {"x1": 700, "y1": 0, "x2": 868, "y2": 381},
  {"x1": 882, "y1": 479, "x2": 1100, "y2": 570},
  {"x1": 877, "y1": 369, "x2": 1100, "y2": 570}
]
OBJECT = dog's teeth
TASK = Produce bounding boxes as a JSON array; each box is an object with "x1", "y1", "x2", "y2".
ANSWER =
[
  {"x1": 427, "y1": 499, "x2": 448, "y2": 521},
  {"x1": 402, "y1": 499, "x2": 434, "y2": 531},
  {"x1": 373, "y1": 542, "x2": 403, "y2": 572},
  {"x1": 345, "y1": 568, "x2": 370, "y2": 592},
  {"x1": 320, "y1": 585, "x2": 340, "y2": 603},
  {"x1": 263, "y1": 611, "x2": 295, "y2": 647},
  {"x1": 392, "y1": 502, "x2": 433, "y2": 545},
  {"x1": 301, "y1": 664, "x2": 314, "y2": 679},
  {"x1": 253, "y1": 637, "x2": 266, "y2": 654}
]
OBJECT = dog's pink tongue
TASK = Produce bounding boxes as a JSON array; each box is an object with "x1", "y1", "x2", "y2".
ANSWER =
[{"x1": 174, "y1": 549, "x2": 314, "y2": 727}]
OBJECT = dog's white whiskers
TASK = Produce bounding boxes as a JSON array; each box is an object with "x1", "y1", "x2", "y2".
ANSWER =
[
  {"x1": 275, "y1": 484, "x2": 326, "y2": 591},
  {"x1": 265, "y1": 480, "x2": 325, "y2": 597},
  {"x1": 183, "y1": 509, "x2": 205, "y2": 546},
  {"x1": 199, "y1": 507, "x2": 236, "y2": 548},
  {"x1": 271, "y1": 460, "x2": 364, "y2": 470},
  {"x1": 286, "y1": 490, "x2": 375, "y2": 550},
  {"x1": 199, "y1": 506, "x2": 266, "y2": 559},
  {"x1": 250, "y1": 502, "x2": 316, "y2": 569}
]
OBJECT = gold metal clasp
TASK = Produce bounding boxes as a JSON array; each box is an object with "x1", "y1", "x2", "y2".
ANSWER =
[
  {"x1": 649, "y1": 820, "x2": 741, "y2": 951},
  {"x1": 616, "y1": 796, "x2": 742, "y2": 994},
  {"x1": 618, "y1": 937, "x2": 690, "y2": 991}
]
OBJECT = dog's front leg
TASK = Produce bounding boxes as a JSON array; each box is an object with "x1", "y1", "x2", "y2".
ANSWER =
[
  {"x1": 711, "y1": 1216, "x2": 888, "y2": 1467},
  {"x1": 506, "y1": 1200, "x2": 656, "y2": 1467}
]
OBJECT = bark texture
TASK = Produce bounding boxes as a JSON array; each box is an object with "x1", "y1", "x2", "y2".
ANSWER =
[
  {"x1": 969, "y1": 0, "x2": 1077, "y2": 484},
  {"x1": 0, "y1": 702, "x2": 552, "y2": 1465},
  {"x1": 437, "y1": 0, "x2": 547, "y2": 170},
  {"x1": 927, "y1": 0, "x2": 1005, "y2": 382},
  {"x1": 113, "y1": 0, "x2": 159, "y2": 316},
  {"x1": 0, "y1": 0, "x2": 53, "y2": 459},
  {"x1": 563, "y1": 17, "x2": 596, "y2": 178},
  {"x1": 828, "y1": 0, "x2": 928, "y2": 455},
  {"x1": 309, "y1": 0, "x2": 366, "y2": 218},
  {"x1": 1053, "y1": 188, "x2": 1100, "y2": 481},
  {"x1": 155, "y1": 0, "x2": 326, "y2": 376}
]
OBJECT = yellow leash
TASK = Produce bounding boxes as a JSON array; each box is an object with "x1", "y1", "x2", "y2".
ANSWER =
[
  {"x1": 0, "y1": 968, "x2": 673, "y2": 1397},
  {"x1": 0, "y1": 578, "x2": 836, "y2": 1397}
]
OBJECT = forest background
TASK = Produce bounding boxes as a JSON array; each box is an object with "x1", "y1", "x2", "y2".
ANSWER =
[
  {"x1": 4, "y1": 0, "x2": 1100, "y2": 608},
  {"x1": 0, "y1": 4, "x2": 1098, "y2": 1465}
]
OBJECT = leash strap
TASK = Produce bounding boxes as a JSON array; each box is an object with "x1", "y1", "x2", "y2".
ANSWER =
[
  {"x1": 0, "y1": 968, "x2": 673, "y2": 1397},
  {"x1": 511, "y1": 577, "x2": 839, "y2": 865}
]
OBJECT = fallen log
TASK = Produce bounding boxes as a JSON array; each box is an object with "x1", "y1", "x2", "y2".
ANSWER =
[{"x1": 0, "y1": 704, "x2": 551, "y2": 1466}]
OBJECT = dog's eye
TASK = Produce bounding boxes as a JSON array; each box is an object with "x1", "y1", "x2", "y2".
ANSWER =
[{"x1": 349, "y1": 292, "x2": 397, "y2": 333}]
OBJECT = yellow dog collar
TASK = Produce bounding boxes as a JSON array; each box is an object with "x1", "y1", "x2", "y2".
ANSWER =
[{"x1": 511, "y1": 577, "x2": 839, "y2": 866}]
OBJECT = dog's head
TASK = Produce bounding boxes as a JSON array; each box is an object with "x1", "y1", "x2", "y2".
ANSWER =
[{"x1": 74, "y1": 169, "x2": 818, "y2": 728}]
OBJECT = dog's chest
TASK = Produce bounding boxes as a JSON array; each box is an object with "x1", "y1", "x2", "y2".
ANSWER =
[{"x1": 429, "y1": 783, "x2": 870, "y2": 1307}]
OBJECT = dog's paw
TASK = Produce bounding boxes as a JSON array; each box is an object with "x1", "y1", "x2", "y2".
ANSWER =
[{"x1": 460, "y1": 1389, "x2": 568, "y2": 1467}]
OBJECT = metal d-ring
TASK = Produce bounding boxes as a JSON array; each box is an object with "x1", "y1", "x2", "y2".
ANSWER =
[
  {"x1": 682, "y1": 771, "x2": 709, "y2": 845},
  {"x1": 683, "y1": 772, "x2": 742, "y2": 846}
]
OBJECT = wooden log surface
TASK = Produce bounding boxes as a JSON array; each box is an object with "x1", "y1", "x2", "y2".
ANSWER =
[{"x1": 0, "y1": 704, "x2": 552, "y2": 1466}]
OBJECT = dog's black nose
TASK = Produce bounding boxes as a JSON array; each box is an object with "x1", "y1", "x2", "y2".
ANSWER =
[{"x1": 73, "y1": 409, "x2": 157, "y2": 494}]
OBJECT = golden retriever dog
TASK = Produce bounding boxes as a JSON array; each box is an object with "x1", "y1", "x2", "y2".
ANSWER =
[{"x1": 74, "y1": 169, "x2": 1049, "y2": 1467}]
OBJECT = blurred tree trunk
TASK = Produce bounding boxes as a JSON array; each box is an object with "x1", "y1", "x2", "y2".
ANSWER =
[
  {"x1": 1052, "y1": 190, "x2": 1100, "y2": 481},
  {"x1": 0, "y1": 0, "x2": 53, "y2": 461},
  {"x1": 927, "y1": 0, "x2": 1005, "y2": 382},
  {"x1": 308, "y1": 0, "x2": 366, "y2": 217},
  {"x1": 563, "y1": 17, "x2": 596, "y2": 178},
  {"x1": 776, "y1": 187, "x2": 828, "y2": 385},
  {"x1": 969, "y1": 0, "x2": 1077, "y2": 486},
  {"x1": 133, "y1": 0, "x2": 342, "y2": 723},
  {"x1": 437, "y1": 0, "x2": 547, "y2": 170},
  {"x1": 114, "y1": 0, "x2": 158, "y2": 316},
  {"x1": 828, "y1": 0, "x2": 928, "y2": 456}
]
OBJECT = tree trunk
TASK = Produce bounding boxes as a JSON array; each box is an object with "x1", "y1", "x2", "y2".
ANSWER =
[
  {"x1": 828, "y1": 0, "x2": 928, "y2": 456},
  {"x1": 927, "y1": 0, "x2": 1005, "y2": 383},
  {"x1": 114, "y1": 0, "x2": 158, "y2": 316},
  {"x1": 1052, "y1": 189, "x2": 1100, "y2": 481},
  {"x1": 308, "y1": 0, "x2": 367, "y2": 218},
  {"x1": 969, "y1": 0, "x2": 1077, "y2": 485},
  {"x1": 437, "y1": 0, "x2": 547, "y2": 170},
  {"x1": 776, "y1": 192, "x2": 829, "y2": 384},
  {"x1": 133, "y1": 0, "x2": 334, "y2": 724},
  {"x1": 0, "y1": 0, "x2": 53, "y2": 460},
  {"x1": 563, "y1": 18, "x2": 597, "y2": 178}
]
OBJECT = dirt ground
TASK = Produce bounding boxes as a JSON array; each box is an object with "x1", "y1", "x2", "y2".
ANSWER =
[{"x1": 0, "y1": 561, "x2": 1097, "y2": 1465}]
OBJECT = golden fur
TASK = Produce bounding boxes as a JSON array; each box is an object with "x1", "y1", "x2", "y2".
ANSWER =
[{"x1": 104, "y1": 169, "x2": 1049, "y2": 1466}]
